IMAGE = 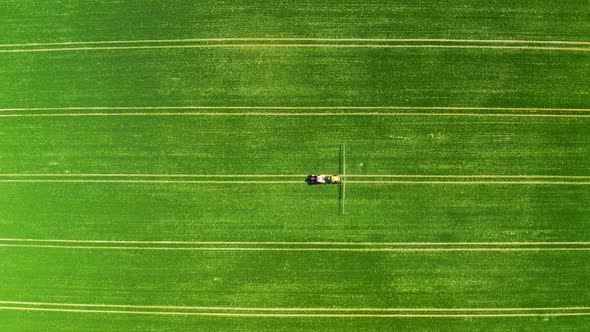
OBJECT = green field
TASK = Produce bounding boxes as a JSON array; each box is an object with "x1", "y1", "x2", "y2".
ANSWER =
[{"x1": 1, "y1": 1, "x2": 589, "y2": 331}]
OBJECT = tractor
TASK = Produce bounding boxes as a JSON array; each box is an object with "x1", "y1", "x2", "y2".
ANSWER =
[{"x1": 305, "y1": 174, "x2": 342, "y2": 185}]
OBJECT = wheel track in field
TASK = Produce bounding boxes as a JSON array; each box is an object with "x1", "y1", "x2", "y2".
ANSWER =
[
  {"x1": 1, "y1": 238, "x2": 589, "y2": 252},
  {"x1": 1, "y1": 37, "x2": 590, "y2": 47},
  {"x1": 0, "y1": 173, "x2": 589, "y2": 185},
  {"x1": 2, "y1": 106, "x2": 590, "y2": 112},
  {"x1": 0, "y1": 300, "x2": 589, "y2": 318},
  {"x1": 0, "y1": 37, "x2": 589, "y2": 53},
  {"x1": 1, "y1": 112, "x2": 590, "y2": 118},
  {"x1": 1, "y1": 106, "x2": 589, "y2": 118},
  {"x1": 1, "y1": 173, "x2": 590, "y2": 179}
]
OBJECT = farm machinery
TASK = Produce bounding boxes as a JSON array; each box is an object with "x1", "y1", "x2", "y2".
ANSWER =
[{"x1": 305, "y1": 174, "x2": 342, "y2": 185}]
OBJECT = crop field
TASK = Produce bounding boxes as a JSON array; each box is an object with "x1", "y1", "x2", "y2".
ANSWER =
[{"x1": 1, "y1": 1, "x2": 589, "y2": 331}]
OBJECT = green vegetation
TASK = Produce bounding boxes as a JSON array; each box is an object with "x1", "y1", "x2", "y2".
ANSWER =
[
  {"x1": 1, "y1": 1, "x2": 589, "y2": 43},
  {"x1": 0, "y1": 182, "x2": 589, "y2": 243},
  {"x1": 0, "y1": 47, "x2": 588, "y2": 108},
  {"x1": 0, "y1": 1, "x2": 588, "y2": 330}
]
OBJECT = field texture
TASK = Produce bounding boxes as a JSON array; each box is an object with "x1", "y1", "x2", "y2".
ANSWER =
[{"x1": 0, "y1": 1, "x2": 589, "y2": 331}]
